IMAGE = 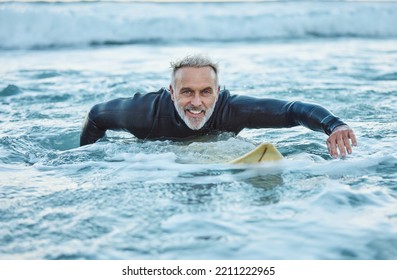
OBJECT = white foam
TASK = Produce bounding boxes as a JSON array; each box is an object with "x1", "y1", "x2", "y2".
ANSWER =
[{"x1": 1, "y1": 2, "x2": 397, "y2": 49}]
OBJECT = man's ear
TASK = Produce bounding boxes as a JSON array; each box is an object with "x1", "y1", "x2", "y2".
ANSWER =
[
  {"x1": 169, "y1": 84, "x2": 175, "y2": 101},
  {"x1": 217, "y1": 85, "x2": 220, "y2": 94}
]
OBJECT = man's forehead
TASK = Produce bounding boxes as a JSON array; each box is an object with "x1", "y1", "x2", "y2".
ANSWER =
[{"x1": 174, "y1": 66, "x2": 216, "y2": 80}]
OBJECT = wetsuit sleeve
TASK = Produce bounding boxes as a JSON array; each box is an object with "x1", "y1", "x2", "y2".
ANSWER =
[
  {"x1": 225, "y1": 96, "x2": 346, "y2": 135},
  {"x1": 80, "y1": 98, "x2": 137, "y2": 146}
]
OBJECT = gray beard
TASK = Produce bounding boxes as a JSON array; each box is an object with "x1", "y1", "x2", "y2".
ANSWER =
[{"x1": 173, "y1": 102, "x2": 216, "y2": 130}]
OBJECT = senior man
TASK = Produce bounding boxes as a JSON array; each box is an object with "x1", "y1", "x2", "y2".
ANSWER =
[{"x1": 80, "y1": 54, "x2": 357, "y2": 158}]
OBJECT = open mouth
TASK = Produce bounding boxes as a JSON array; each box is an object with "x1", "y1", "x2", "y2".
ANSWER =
[{"x1": 185, "y1": 108, "x2": 205, "y2": 117}]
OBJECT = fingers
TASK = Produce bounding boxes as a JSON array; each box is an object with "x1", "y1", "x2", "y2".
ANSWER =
[
  {"x1": 349, "y1": 130, "x2": 358, "y2": 147},
  {"x1": 343, "y1": 131, "x2": 353, "y2": 154},
  {"x1": 337, "y1": 134, "x2": 346, "y2": 158},
  {"x1": 326, "y1": 128, "x2": 358, "y2": 159},
  {"x1": 326, "y1": 140, "x2": 331, "y2": 157},
  {"x1": 343, "y1": 134, "x2": 352, "y2": 154},
  {"x1": 327, "y1": 137, "x2": 338, "y2": 159}
]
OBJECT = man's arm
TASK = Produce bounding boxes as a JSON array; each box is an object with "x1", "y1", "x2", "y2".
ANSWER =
[
  {"x1": 80, "y1": 98, "x2": 136, "y2": 146},
  {"x1": 226, "y1": 96, "x2": 357, "y2": 158},
  {"x1": 285, "y1": 101, "x2": 358, "y2": 158},
  {"x1": 80, "y1": 105, "x2": 106, "y2": 146}
]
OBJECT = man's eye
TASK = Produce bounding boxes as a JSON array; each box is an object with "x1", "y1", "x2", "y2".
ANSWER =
[{"x1": 202, "y1": 90, "x2": 211, "y2": 95}]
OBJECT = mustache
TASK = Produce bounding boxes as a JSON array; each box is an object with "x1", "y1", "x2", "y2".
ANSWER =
[{"x1": 185, "y1": 105, "x2": 205, "y2": 112}]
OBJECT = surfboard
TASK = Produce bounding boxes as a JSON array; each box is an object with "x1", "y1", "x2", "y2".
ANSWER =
[{"x1": 230, "y1": 143, "x2": 283, "y2": 164}]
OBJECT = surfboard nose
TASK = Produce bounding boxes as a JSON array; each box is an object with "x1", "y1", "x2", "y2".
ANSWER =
[{"x1": 230, "y1": 143, "x2": 283, "y2": 164}]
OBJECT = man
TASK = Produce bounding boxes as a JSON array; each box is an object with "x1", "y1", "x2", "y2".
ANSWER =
[{"x1": 80, "y1": 54, "x2": 357, "y2": 158}]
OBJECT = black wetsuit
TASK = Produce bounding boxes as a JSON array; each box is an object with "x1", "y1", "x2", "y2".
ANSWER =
[{"x1": 80, "y1": 88, "x2": 346, "y2": 146}]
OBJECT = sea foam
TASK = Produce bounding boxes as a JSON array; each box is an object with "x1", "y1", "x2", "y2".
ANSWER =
[{"x1": 1, "y1": 2, "x2": 397, "y2": 49}]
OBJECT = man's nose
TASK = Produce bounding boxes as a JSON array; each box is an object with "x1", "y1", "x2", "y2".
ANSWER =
[{"x1": 191, "y1": 93, "x2": 202, "y2": 107}]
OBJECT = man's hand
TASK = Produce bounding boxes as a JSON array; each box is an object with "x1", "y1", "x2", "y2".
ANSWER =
[{"x1": 326, "y1": 125, "x2": 358, "y2": 159}]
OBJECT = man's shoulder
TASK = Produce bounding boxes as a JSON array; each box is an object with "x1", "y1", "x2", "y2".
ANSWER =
[
  {"x1": 129, "y1": 88, "x2": 171, "y2": 105},
  {"x1": 218, "y1": 89, "x2": 253, "y2": 101},
  {"x1": 217, "y1": 89, "x2": 253, "y2": 106},
  {"x1": 133, "y1": 87, "x2": 169, "y2": 98},
  {"x1": 219, "y1": 89, "x2": 230, "y2": 96},
  {"x1": 217, "y1": 89, "x2": 232, "y2": 103}
]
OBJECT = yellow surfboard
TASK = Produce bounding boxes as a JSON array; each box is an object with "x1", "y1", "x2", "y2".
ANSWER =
[{"x1": 230, "y1": 143, "x2": 283, "y2": 164}]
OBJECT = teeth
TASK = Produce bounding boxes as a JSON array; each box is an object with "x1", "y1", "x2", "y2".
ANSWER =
[{"x1": 188, "y1": 110, "x2": 202, "y2": 115}]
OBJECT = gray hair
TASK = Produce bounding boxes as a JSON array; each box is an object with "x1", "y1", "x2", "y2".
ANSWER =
[{"x1": 170, "y1": 54, "x2": 219, "y2": 87}]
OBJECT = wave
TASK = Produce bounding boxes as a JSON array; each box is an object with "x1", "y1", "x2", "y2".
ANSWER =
[
  {"x1": 1, "y1": 2, "x2": 397, "y2": 49},
  {"x1": 0, "y1": 84, "x2": 22, "y2": 96}
]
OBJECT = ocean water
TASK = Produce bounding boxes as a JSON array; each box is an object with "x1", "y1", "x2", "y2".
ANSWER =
[{"x1": 1, "y1": 1, "x2": 397, "y2": 260}]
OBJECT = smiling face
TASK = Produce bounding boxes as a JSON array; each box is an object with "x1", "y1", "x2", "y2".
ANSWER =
[{"x1": 170, "y1": 66, "x2": 220, "y2": 130}]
